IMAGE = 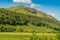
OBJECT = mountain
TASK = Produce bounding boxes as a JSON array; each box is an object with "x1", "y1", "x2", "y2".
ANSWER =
[
  {"x1": 8, "y1": 6, "x2": 60, "y2": 25},
  {"x1": 0, "y1": 6, "x2": 60, "y2": 33},
  {"x1": 8, "y1": 6, "x2": 54, "y2": 19}
]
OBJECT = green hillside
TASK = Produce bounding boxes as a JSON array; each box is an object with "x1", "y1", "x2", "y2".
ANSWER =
[
  {"x1": 8, "y1": 6, "x2": 55, "y2": 19},
  {"x1": 8, "y1": 6, "x2": 60, "y2": 26},
  {"x1": 0, "y1": 6, "x2": 60, "y2": 33}
]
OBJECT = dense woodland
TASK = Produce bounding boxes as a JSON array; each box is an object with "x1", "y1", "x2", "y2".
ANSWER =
[{"x1": 0, "y1": 6, "x2": 60, "y2": 33}]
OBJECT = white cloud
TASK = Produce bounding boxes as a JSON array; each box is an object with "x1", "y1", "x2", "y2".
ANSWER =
[
  {"x1": 30, "y1": 3, "x2": 35, "y2": 8},
  {"x1": 50, "y1": 14, "x2": 55, "y2": 17},
  {"x1": 13, "y1": 0, "x2": 32, "y2": 3},
  {"x1": 13, "y1": 0, "x2": 42, "y2": 9},
  {"x1": 30, "y1": 3, "x2": 42, "y2": 8},
  {"x1": 46, "y1": 12, "x2": 55, "y2": 17}
]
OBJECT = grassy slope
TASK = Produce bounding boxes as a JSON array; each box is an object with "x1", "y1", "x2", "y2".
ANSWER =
[{"x1": 8, "y1": 6, "x2": 54, "y2": 19}]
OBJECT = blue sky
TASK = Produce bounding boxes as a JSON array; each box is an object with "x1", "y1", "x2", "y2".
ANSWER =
[{"x1": 0, "y1": 0, "x2": 60, "y2": 20}]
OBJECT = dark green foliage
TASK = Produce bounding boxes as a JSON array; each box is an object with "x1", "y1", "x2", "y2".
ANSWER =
[{"x1": 0, "y1": 26, "x2": 16, "y2": 32}]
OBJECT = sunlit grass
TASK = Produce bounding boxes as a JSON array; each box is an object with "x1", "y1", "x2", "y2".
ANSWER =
[{"x1": 0, "y1": 33, "x2": 59, "y2": 40}]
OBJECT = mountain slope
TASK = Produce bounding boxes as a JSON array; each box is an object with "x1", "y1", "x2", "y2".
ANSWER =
[
  {"x1": 0, "y1": 6, "x2": 60, "y2": 32},
  {"x1": 8, "y1": 6, "x2": 54, "y2": 19},
  {"x1": 8, "y1": 6, "x2": 60, "y2": 26}
]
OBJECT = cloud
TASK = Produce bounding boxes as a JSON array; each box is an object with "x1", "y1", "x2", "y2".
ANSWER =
[
  {"x1": 46, "y1": 12, "x2": 55, "y2": 17},
  {"x1": 50, "y1": 14, "x2": 55, "y2": 17},
  {"x1": 13, "y1": 0, "x2": 42, "y2": 9},
  {"x1": 30, "y1": 3, "x2": 35, "y2": 8},
  {"x1": 13, "y1": 0, "x2": 32, "y2": 3},
  {"x1": 30, "y1": 3, "x2": 42, "y2": 8}
]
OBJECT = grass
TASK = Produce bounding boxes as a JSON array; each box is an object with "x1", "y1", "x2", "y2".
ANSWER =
[{"x1": 0, "y1": 32, "x2": 59, "y2": 40}]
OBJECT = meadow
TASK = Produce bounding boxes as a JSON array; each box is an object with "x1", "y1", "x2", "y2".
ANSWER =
[{"x1": 0, "y1": 32, "x2": 60, "y2": 40}]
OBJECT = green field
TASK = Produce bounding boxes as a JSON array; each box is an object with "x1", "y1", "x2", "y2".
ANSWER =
[{"x1": 0, "y1": 33, "x2": 60, "y2": 40}]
